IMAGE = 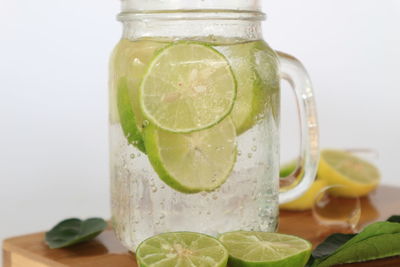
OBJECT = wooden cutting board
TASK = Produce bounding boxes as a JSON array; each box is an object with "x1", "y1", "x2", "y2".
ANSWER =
[{"x1": 3, "y1": 186, "x2": 400, "y2": 267}]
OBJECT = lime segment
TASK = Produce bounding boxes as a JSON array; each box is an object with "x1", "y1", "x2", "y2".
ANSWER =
[
  {"x1": 144, "y1": 118, "x2": 237, "y2": 193},
  {"x1": 140, "y1": 42, "x2": 237, "y2": 133},
  {"x1": 136, "y1": 232, "x2": 229, "y2": 267},
  {"x1": 218, "y1": 231, "x2": 312, "y2": 267}
]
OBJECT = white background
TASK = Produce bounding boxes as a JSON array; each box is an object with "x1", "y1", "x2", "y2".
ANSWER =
[{"x1": 1, "y1": 0, "x2": 399, "y2": 252}]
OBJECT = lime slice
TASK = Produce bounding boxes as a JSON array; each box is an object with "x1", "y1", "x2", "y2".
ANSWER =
[
  {"x1": 144, "y1": 118, "x2": 237, "y2": 193},
  {"x1": 117, "y1": 77, "x2": 146, "y2": 152},
  {"x1": 123, "y1": 40, "x2": 167, "y2": 134},
  {"x1": 318, "y1": 149, "x2": 381, "y2": 197},
  {"x1": 136, "y1": 232, "x2": 229, "y2": 267},
  {"x1": 216, "y1": 41, "x2": 279, "y2": 134},
  {"x1": 111, "y1": 39, "x2": 167, "y2": 151},
  {"x1": 140, "y1": 42, "x2": 237, "y2": 133},
  {"x1": 217, "y1": 42, "x2": 266, "y2": 134},
  {"x1": 218, "y1": 231, "x2": 312, "y2": 267}
]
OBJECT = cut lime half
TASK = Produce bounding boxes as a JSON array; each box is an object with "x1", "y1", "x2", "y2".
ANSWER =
[
  {"x1": 140, "y1": 42, "x2": 237, "y2": 133},
  {"x1": 218, "y1": 231, "x2": 312, "y2": 267},
  {"x1": 144, "y1": 118, "x2": 237, "y2": 193},
  {"x1": 136, "y1": 232, "x2": 229, "y2": 267}
]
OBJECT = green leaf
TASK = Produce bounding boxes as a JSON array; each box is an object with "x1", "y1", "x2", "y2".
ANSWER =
[
  {"x1": 311, "y1": 222, "x2": 400, "y2": 267},
  {"x1": 312, "y1": 233, "x2": 356, "y2": 259},
  {"x1": 387, "y1": 215, "x2": 400, "y2": 223},
  {"x1": 45, "y1": 218, "x2": 107, "y2": 249},
  {"x1": 314, "y1": 233, "x2": 400, "y2": 267}
]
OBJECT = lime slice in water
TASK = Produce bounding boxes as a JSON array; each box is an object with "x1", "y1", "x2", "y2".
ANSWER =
[
  {"x1": 216, "y1": 41, "x2": 279, "y2": 135},
  {"x1": 144, "y1": 118, "x2": 237, "y2": 193},
  {"x1": 117, "y1": 77, "x2": 146, "y2": 152},
  {"x1": 217, "y1": 42, "x2": 266, "y2": 134},
  {"x1": 140, "y1": 42, "x2": 237, "y2": 133},
  {"x1": 136, "y1": 232, "x2": 229, "y2": 267},
  {"x1": 218, "y1": 231, "x2": 312, "y2": 267}
]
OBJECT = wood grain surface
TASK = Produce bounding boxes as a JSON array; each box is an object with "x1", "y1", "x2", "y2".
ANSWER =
[{"x1": 3, "y1": 185, "x2": 400, "y2": 267}]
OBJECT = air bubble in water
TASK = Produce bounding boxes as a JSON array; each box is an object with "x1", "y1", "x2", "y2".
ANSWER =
[
  {"x1": 130, "y1": 154, "x2": 136, "y2": 159},
  {"x1": 251, "y1": 146, "x2": 257, "y2": 152},
  {"x1": 248, "y1": 153, "x2": 253, "y2": 158}
]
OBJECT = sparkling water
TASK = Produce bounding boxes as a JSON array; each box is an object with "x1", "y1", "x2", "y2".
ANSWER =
[{"x1": 109, "y1": 37, "x2": 280, "y2": 251}]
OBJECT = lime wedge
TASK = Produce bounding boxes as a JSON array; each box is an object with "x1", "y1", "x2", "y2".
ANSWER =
[
  {"x1": 144, "y1": 118, "x2": 237, "y2": 193},
  {"x1": 318, "y1": 149, "x2": 381, "y2": 197},
  {"x1": 218, "y1": 231, "x2": 312, "y2": 267},
  {"x1": 140, "y1": 42, "x2": 237, "y2": 133},
  {"x1": 136, "y1": 232, "x2": 229, "y2": 267},
  {"x1": 117, "y1": 77, "x2": 146, "y2": 152}
]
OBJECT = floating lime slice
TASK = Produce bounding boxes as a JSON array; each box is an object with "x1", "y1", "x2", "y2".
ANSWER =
[
  {"x1": 117, "y1": 77, "x2": 146, "y2": 152},
  {"x1": 144, "y1": 118, "x2": 237, "y2": 193},
  {"x1": 218, "y1": 231, "x2": 312, "y2": 267},
  {"x1": 140, "y1": 42, "x2": 237, "y2": 133},
  {"x1": 136, "y1": 232, "x2": 229, "y2": 267},
  {"x1": 217, "y1": 41, "x2": 279, "y2": 134},
  {"x1": 111, "y1": 39, "x2": 167, "y2": 151},
  {"x1": 217, "y1": 42, "x2": 266, "y2": 134}
]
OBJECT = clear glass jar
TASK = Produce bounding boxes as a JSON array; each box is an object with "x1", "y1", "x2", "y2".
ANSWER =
[{"x1": 109, "y1": 0, "x2": 319, "y2": 251}]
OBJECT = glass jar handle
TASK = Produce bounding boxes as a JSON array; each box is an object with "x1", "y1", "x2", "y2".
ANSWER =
[{"x1": 277, "y1": 51, "x2": 320, "y2": 204}]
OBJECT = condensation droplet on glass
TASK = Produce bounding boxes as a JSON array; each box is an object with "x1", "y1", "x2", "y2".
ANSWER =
[
  {"x1": 248, "y1": 153, "x2": 253, "y2": 158},
  {"x1": 130, "y1": 154, "x2": 135, "y2": 159},
  {"x1": 251, "y1": 146, "x2": 257, "y2": 152},
  {"x1": 237, "y1": 150, "x2": 242, "y2": 156}
]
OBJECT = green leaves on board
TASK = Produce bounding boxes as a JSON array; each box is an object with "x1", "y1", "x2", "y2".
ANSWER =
[
  {"x1": 307, "y1": 216, "x2": 400, "y2": 267},
  {"x1": 45, "y1": 218, "x2": 107, "y2": 249}
]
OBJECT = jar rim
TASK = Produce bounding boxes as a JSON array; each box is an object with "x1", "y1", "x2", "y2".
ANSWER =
[{"x1": 117, "y1": 9, "x2": 266, "y2": 21}]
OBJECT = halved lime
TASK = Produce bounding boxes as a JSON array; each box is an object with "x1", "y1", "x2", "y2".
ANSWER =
[
  {"x1": 144, "y1": 118, "x2": 237, "y2": 193},
  {"x1": 218, "y1": 231, "x2": 312, "y2": 267},
  {"x1": 117, "y1": 77, "x2": 146, "y2": 152},
  {"x1": 140, "y1": 42, "x2": 237, "y2": 133},
  {"x1": 136, "y1": 232, "x2": 229, "y2": 267}
]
